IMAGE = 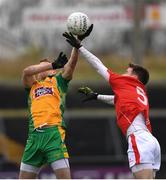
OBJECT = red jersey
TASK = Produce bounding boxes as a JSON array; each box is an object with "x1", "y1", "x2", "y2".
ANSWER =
[{"x1": 108, "y1": 69, "x2": 152, "y2": 135}]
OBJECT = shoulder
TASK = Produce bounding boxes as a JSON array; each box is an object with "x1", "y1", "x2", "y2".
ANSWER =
[
  {"x1": 108, "y1": 69, "x2": 121, "y2": 78},
  {"x1": 52, "y1": 73, "x2": 70, "y2": 92},
  {"x1": 108, "y1": 70, "x2": 122, "y2": 85},
  {"x1": 54, "y1": 73, "x2": 70, "y2": 83}
]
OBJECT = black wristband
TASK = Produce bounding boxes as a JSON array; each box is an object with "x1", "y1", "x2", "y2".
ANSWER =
[{"x1": 51, "y1": 62, "x2": 57, "y2": 69}]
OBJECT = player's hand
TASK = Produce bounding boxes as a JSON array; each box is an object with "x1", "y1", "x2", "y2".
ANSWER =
[
  {"x1": 78, "y1": 87, "x2": 98, "y2": 102},
  {"x1": 77, "y1": 24, "x2": 93, "y2": 41},
  {"x1": 52, "y1": 52, "x2": 68, "y2": 69},
  {"x1": 63, "y1": 32, "x2": 82, "y2": 49}
]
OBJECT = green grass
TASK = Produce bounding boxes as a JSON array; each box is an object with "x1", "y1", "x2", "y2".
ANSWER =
[
  {"x1": 74, "y1": 53, "x2": 166, "y2": 82},
  {"x1": 0, "y1": 50, "x2": 166, "y2": 84}
]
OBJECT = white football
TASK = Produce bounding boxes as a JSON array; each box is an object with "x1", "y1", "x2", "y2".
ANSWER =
[{"x1": 67, "y1": 12, "x2": 91, "y2": 35}]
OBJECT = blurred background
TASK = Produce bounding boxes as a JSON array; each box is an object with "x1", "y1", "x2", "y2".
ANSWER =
[{"x1": 0, "y1": 0, "x2": 166, "y2": 178}]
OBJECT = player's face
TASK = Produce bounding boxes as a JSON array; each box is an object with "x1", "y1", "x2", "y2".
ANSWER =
[
  {"x1": 38, "y1": 61, "x2": 56, "y2": 80},
  {"x1": 122, "y1": 67, "x2": 133, "y2": 76},
  {"x1": 122, "y1": 67, "x2": 138, "y2": 80}
]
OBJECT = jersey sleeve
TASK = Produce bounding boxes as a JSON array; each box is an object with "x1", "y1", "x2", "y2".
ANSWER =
[
  {"x1": 107, "y1": 69, "x2": 121, "y2": 86},
  {"x1": 97, "y1": 94, "x2": 115, "y2": 105},
  {"x1": 79, "y1": 46, "x2": 109, "y2": 81},
  {"x1": 55, "y1": 73, "x2": 70, "y2": 93}
]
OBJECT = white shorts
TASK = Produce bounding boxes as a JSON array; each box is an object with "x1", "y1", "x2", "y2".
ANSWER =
[{"x1": 127, "y1": 130, "x2": 161, "y2": 172}]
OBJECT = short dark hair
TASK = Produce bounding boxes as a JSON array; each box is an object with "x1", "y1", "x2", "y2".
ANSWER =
[{"x1": 129, "y1": 63, "x2": 149, "y2": 85}]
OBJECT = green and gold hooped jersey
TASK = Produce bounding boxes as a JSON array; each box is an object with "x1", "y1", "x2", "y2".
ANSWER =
[{"x1": 25, "y1": 73, "x2": 70, "y2": 133}]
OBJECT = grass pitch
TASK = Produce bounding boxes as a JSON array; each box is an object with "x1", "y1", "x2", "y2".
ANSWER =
[{"x1": 0, "y1": 50, "x2": 166, "y2": 84}]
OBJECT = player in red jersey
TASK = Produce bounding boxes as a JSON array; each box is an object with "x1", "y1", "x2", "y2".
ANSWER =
[{"x1": 63, "y1": 32, "x2": 161, "y2": 179}]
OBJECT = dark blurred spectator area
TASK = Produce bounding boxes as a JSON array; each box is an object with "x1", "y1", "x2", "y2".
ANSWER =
[{"x1": 0, "y1": 82, "x2": 165, "y2": 178}]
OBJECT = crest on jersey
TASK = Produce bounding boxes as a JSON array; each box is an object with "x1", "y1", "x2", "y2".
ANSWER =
[{"x1": 34, "y1": 87, "x2": 53, "y2": 98}]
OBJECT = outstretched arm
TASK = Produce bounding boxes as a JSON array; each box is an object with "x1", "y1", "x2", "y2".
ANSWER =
[
  {"x1": 62, "y1": 25, "x2": 94, "y2": 80},
  {"x1": 63, "y1": 32, "x2": 109, "y2": 81},
  {"x1": 97, "y1": 94, "x2": 115, "y2": 105},
  {"x1": 22, "y1": 52, "x2": 68, "y2": 88},
  {"x1": 62, "y1": 48, "x2": 78, "y2": 80},
  {"x1": 79, "y1": 46, "x2": 109, "y2": 81},
  {"x1": 78, "y1": 87, "x2": 114, "y2": 105},
  {"x1": 22, "y1": 62, "x2": 52, "y2": 88}
]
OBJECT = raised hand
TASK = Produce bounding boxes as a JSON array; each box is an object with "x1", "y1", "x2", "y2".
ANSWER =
[
  {"x1": 63, "y1": 32, "x2": 82, "y2": 49},
  {"x1": 78, "y1": 86, "x2": 98, "y2": 102},
  {"x1": 77, "y1": 24, "x2": 93, "y2": 41},
  {"x1": 52, "y1": 52, "x2": 68, "y2": 69}
]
